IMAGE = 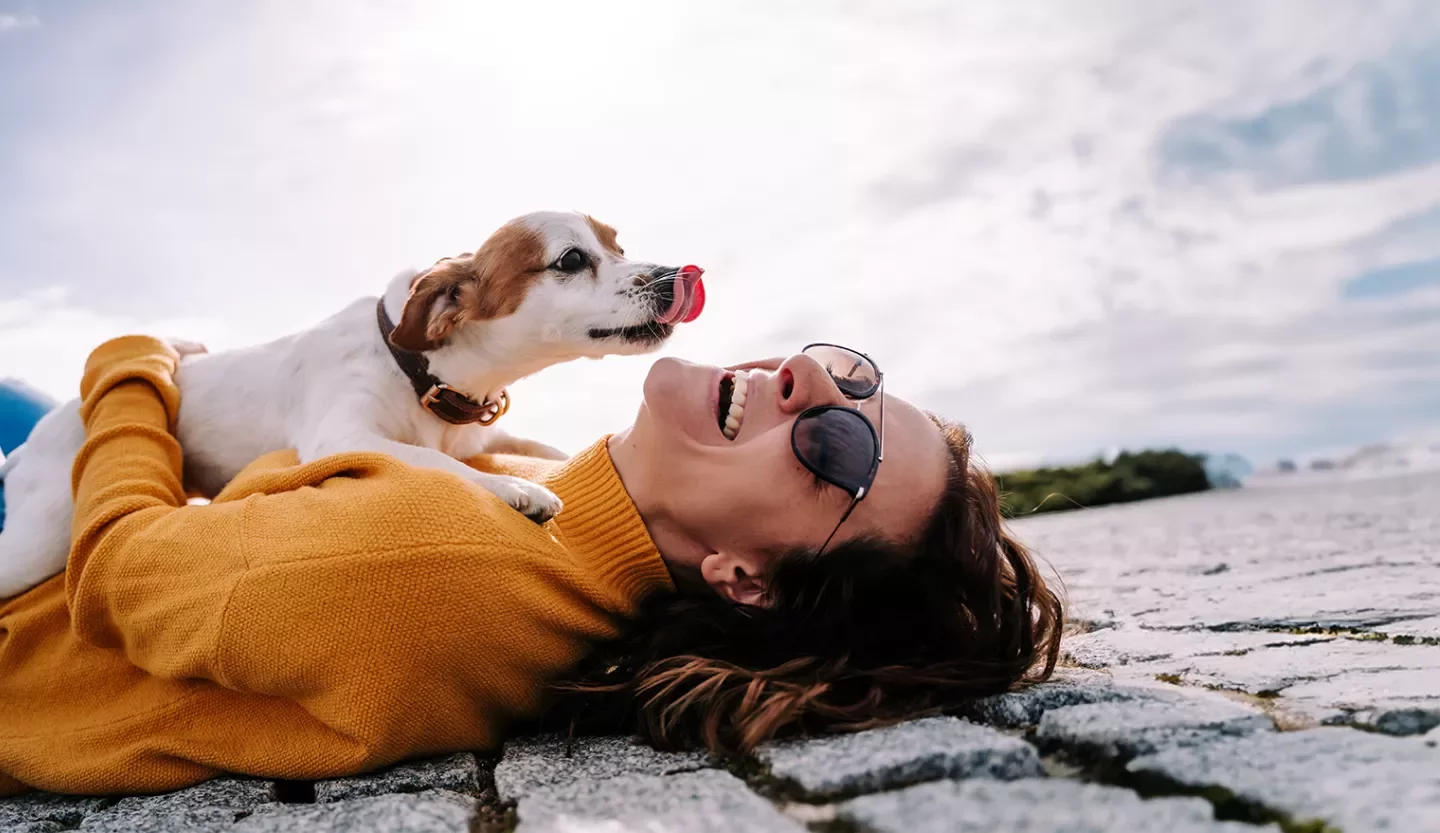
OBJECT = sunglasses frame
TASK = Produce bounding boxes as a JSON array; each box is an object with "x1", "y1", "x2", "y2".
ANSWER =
[{"x1": 792, "y1": 343, "x2": 885, "y2": 557}]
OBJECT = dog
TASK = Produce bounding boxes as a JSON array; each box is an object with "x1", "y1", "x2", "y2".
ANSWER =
[{"x1": 0, "y1": 210, "x2": 706, "y2": 598}]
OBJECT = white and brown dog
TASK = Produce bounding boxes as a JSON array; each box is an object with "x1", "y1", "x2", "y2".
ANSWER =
[{"x1": 0, "y1": 210, "x2": 705, "y2": 598}]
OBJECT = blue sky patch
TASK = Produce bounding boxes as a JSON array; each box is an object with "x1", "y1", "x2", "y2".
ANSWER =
[
  {"x1": 1159, "y1": 47, "x2": 1440, "y2": 188},
  {"x1": 1342, "y1": 258, "x2": 1440, "y2": 301}
]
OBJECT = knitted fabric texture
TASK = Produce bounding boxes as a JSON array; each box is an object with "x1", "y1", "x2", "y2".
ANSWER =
[{"x1": 0, "y1": 336, "x2": 671, "y2": 796}]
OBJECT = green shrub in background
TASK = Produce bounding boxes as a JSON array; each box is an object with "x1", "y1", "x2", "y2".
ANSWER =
[{"x1": 996, "y1": 449, "x2": 1212, "y2": 518}]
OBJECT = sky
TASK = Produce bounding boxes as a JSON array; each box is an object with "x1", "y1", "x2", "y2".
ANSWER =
[{"x1": 2, "y1": 0, "x2": 1439, "y2": 470}]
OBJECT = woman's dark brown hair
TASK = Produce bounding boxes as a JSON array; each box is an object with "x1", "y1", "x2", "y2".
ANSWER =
[{"x1": 543, "y1": 416, "x2": 1065, "y2": 756}]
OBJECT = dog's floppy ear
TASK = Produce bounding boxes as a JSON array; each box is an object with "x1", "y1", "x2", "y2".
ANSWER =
[{"x1": 389, "y1": 258, "x2": 475, "y2": 352}]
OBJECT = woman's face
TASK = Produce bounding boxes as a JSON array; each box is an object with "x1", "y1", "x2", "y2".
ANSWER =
[{"x1": 607, "y1": 349, "x2": 949, "y2": 604}]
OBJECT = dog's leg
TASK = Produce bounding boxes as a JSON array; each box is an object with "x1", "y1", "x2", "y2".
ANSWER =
[
  {"x1": 470, "y1": 426, "x2": 570, "y2": 461},
  {"x1": 0, "y1": 405, "x2": 84, "y2": 598},
  {"x1": 298, "y1": 425, "x2": 563, "y2": 524}
]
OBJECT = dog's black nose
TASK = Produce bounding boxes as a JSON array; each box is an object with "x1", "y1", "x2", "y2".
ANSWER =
[{"x1": 641, "y1": 265, "x2": 679, "y2": 314}]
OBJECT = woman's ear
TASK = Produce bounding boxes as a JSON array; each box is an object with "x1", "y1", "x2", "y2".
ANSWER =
[
  {"x1": 699, "y1": 551, "x2": 771, "y2": 607},
  {"x1": 389, "y1": 258, "x2": 474, "y2": 352}
]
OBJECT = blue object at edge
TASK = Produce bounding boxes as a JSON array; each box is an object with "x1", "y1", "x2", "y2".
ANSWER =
[{"x1": 0, "y1": 380, "x2": 58, "y2": 532}]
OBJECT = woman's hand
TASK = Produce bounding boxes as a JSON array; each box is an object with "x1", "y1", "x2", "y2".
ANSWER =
[{"x1": 165, "y1": 338, "x2": 209, "y2": 359}]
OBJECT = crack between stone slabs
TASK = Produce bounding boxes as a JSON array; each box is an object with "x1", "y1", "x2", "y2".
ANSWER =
[
  {"x1": 273, "y1": 779, "x2": 316, "y2": 803},
  {"x1": 1281, "y1": 560, "x2": 1430, "y2": 580},
  {"x1": 1150, "y1": 672, "x2": 1301, "y2": 698},
  {"x1": 1389, "y1": 634, "x2": 1440, "y2": 645},
  {"x1": 1066, "y1": 618, "x2": 1117, "y2": 635},
  {"x1": 722, "y1": 747, "x2": 931, "y2": 809},
  {"x1": 1143, "y1": 675, "x2": 1331, "y2": 731},
  {"x1": 469, "y1": 754, "x2": 515, "y2": 833},
  {"x1": 1019, "y1": 730, "x2": 1336, "y2": 833},
  {"x1": 1148, "y1": 616, "x2": 1440, "y2": 638},
  {"x1": 1124, "y1": 770, "x2": 1343, "y2": 833},
  {"x1": 471, "y1": 789, "x2": 517, "y2": 833},
  {"x1": 780, "y1": 799, "x2": 845, "y2": 832},
  {"x1": 1175, "y1": 661, "x2": 1417, "y2": 698},
  {"x1": 1182, "y1": 636, "x2": 1345, "y2": 656},
  {"x1": 720, "y1": 749, "x2": 1024, "y2": 808},
  {"x1": 806, "y1": 815, "x2": 865, "y2": 833},
  {"x1": 720, "y1": 754, "x2": 806, "y2": 803},
  {"x1": 1207, "y1": 689, "x2": 1329, "y2": 732}
]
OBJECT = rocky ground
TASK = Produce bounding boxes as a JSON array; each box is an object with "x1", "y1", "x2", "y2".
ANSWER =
[{"x1": 4, "y1": 470, "x2": 1437, "y2": 832}]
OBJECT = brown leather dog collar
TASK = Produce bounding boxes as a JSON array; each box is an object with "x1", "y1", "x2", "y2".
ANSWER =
[{"x1": 375, "y1": 298, "x2": 511, "y2": 426}]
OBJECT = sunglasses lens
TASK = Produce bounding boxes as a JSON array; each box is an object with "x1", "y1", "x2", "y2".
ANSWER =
[
  {"x1": 803, "y1": 344, "x2": 879, "y2": 399},
  {"x1": 794, "y1": 408, "x2": 879, "y2": 494}
]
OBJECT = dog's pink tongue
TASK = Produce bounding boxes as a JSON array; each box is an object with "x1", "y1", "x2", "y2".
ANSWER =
[{"x1": 657, "y1": 265, "x2": 706, "y2": 325}]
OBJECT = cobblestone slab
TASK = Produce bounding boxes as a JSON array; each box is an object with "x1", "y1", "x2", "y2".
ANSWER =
[
  {"x1": 837, "y1": 777, "x2": 1277, "y2": 833},
  {"x1": 0, "y1": 793, "x2": 110, "y2": 828},
  {"x1": 964, "y1": 668, "x2": 1205, "y2": 728},
  {"x1": 756, "y1": 715, "x2": 1041, "y2": 799},
  {"x1": 964, "y1": 668, "x2": 1132, "y2": 727},
  {"x1": 1036, "y1": 695, "x2": 1271, "y2": 761},
  {"x1": 1061, "y1": 625, "x2": 1337, "y2": 671},
  {"x1": 1016, "y1": 473, "x2": 1440, "y2": 634},
  {"x1": 235, "y1": 788, "x2": 474, "y2": 832},
  {"x1": 1378, "y1": 614, "x2": 1440, "y2": 640},
  {"x1": 79, "y1": 777, "x2": 278, "y2": 832},
  {"x1": 11, "y1": 822, "x2": 65, "y2": 833},
  {"x1": 1016, "y1": 472, "x2": 1440, "y2": 734},
  {"x1": 81, "y1": 807, "x2": 242, "y2": 832},
  {"x1": 515, "y1": 769, "x2": 802, "y2": 833},
  {"x1": 1344, "y1": 704, "x2": 1440, "y2": 736},
  {"x1": 1082, "y1": 632, "x2": 1440, "y2": 719},
  {"x1": 494, "y1": 733, "x2": 709, "y2": 801},
  {"x1": 1127, "y1": 726, "x2": 1440, "y2": 833},
  {"x1": 314, "y1": 752, "x2": 483, "y2": 803}
]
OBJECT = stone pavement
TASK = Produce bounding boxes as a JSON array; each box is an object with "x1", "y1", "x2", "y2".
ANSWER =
[{"x1": 3, "y1": 470, "x2": 1437, "y2": 831}]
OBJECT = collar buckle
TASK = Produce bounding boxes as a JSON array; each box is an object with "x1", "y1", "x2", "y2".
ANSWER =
[{"x1": 421, "y1": 383, "x2": 510, "y2": 426}]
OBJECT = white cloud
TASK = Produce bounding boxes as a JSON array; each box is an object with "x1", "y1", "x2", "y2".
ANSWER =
[
  {"x1": 0, "y1": 13, "x2": 38, "y2": 32},
  {"x1": 0, "y1": 289, "x2": 230, "y2": 403}
]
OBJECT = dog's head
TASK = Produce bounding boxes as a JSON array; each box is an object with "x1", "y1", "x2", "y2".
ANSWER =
[{"x1": 389, "y1": 211, "x2": 704, "y2": 361}]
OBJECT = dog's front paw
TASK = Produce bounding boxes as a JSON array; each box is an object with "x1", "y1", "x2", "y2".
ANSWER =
[{"x1": 483, "y1": 475, "x2": 563, "y2": 524}]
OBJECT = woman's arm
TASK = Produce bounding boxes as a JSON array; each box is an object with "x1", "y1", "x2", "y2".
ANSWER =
[
  {"x1": 63, "y1": 337, "x2": 586, "y2": 704},
  {"x1": 65, "y1": 335, "x2": 252, "y2": 679}
]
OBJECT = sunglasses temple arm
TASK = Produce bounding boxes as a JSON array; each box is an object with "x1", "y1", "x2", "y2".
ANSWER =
[
  {"x1": 877, "y1": 378, "x2": 885, "y2": 463},
  {"x1": 816, "y1": 495, "x2": 861, "y2": 558}
]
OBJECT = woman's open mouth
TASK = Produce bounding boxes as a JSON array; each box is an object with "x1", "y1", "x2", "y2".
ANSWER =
[{"x1": 716, "y1": 370, "x2": 749, "y2": 441}]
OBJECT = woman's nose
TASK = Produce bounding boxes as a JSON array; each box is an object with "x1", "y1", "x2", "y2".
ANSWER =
[{"x1": 775, "y1": 353, "x2": 847, "y2": 415}]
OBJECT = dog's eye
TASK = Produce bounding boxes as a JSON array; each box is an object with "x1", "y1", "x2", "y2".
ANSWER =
[{"x1": 553, "y1": 249, "x2": 589, "y2": 273}]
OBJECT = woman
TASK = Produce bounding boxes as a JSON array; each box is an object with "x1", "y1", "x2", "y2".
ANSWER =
[{"x1": 0, "y1": 336, "x2": 1062, "y2": 796}]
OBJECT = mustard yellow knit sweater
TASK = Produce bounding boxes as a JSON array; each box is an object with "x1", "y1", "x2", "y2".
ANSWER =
[{"x1": 0, "y1": 336, "x2": 672, "y2": 796}]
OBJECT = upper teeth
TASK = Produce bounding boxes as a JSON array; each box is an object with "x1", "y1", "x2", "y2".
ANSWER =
[{"x1": 723, "y1": 370, "x2": 749, "y2": 440}]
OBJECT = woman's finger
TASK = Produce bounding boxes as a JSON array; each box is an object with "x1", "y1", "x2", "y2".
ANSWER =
[{"x1": 166, "y1": 338, "x2": 209, "y2": 357}]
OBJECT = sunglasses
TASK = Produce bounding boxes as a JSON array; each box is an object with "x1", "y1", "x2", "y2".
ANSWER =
[{"x1": 791, "y1": 343, "x2": 885, "y2": 557}]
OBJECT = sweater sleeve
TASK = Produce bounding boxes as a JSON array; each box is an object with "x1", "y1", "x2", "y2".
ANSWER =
[
  {"x1": 65, "y1": 336, "x2": 250, "y2": 680},
  {"x1": 61, "y1": 337, "x2": 664, "y2": 752}
]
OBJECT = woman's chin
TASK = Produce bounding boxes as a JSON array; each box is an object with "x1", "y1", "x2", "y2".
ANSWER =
[{"x1": 641, "y1": 357, "x2": 729, "y2": 450}]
